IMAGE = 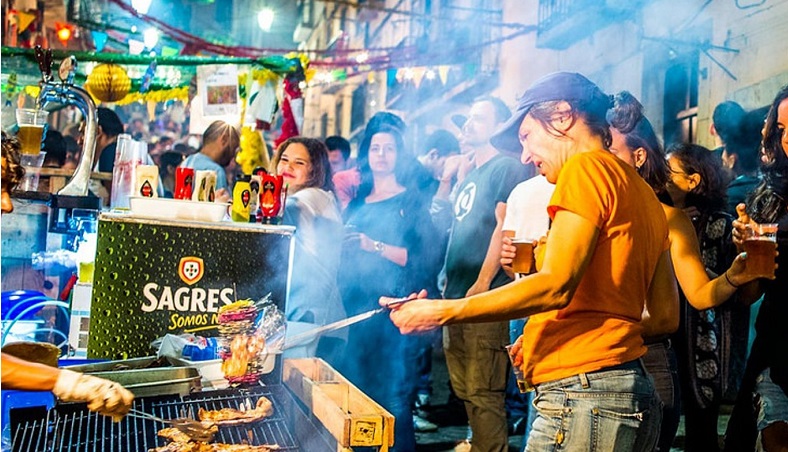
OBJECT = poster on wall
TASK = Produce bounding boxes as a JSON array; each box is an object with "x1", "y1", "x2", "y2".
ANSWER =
[
  {"x1": 197, "y1": 65, "x2": 240, "y2": 117},
  {"x1": 88, "y1": 215, "x2": 294, "y2": 359}
]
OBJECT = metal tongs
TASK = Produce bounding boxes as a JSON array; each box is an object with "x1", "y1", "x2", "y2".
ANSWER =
[
  {"x1": 282, "y1": 295, "x2": 418, "y2": 349},
  {"x1": 126, "y1": 409, "x2": 216, "y2": 442}
]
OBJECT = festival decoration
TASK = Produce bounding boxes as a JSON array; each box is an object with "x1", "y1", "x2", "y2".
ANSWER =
[
  {"x1": 237, "y1": 126, "x2": 270, "y2": 175},
  {"x1": 17, "y1": 12, "x2": 36, "y2": 34},
  {"x1": 91, "y1": 31, "x2": 109, "y2": 52},
  {"x1": 274, "y1": 60, "x2": 306, "y2": 147},
  {"x1": 139, "y1": 60, "x2": 157, "y2": 93},
  {"x1": 85, "y1": 63, "x2": 132, "y2": 102}
]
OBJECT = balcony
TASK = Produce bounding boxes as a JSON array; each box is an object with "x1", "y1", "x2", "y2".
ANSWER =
[{"x1": 537, "y1": 0, "x2": 648, "y2": 50}]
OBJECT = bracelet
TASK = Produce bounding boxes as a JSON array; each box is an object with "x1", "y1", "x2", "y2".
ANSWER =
[{"x1": 724, "y1": 271, "x2": 740, "y2": 288}]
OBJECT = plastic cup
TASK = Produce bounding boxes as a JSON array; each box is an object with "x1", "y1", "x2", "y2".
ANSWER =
[
  {"x1": 511, "y1": 238, "x2": 536, "y2": 275},
  {"x1": 18, "y1": 152, "x2": 47, "y2": 192},
  {"x1": 15, "y1": 109, "x2": 49, "y2": 155},
  {"x1": 743, "y1": 223, "x2": 778, "y2": 278},
  {"x1": 506, "y1": 344, "x2": 528, "y2": 393}
]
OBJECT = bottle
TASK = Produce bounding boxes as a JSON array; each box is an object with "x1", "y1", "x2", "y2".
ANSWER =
[{"x1": 231, "y1": 175, "x2": 252, "y2": 222}]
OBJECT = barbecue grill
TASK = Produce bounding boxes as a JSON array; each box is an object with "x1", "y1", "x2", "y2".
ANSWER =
[
  {"x1": 11, "y1": 385, "x2": 299, "y2": 451},
  {"x1": 8, "y1": 359, "x2": 395, "y2": 451}
]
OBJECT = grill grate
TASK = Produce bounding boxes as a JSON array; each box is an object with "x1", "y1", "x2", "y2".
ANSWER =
[{"x1": 11, "y1": 386, "x2": 298, "y2": 452}]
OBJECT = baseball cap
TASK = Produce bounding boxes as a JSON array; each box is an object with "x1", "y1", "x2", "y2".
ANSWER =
[{"x1": 490, "y1": 72, "x2": 612, "y2": 154}]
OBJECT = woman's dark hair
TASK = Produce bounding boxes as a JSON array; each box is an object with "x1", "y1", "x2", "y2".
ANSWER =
[
  {"x1": 158, "y1": 151, "x2": 185, "y2": 178},
  {"x1": 354, "y1": 123, "x2": 418, "y2": 202},
  {"x1": 747, "y1": 84, "x2": 788, "y2": 223},
  {"x1": 607, "y1": 91, "x2": 670, "y2": 194},
  {"x1": 2, "y1": 131, "x2": 25, "y2": 192},
  {"x1": 667, "y1": 143, "x2": 728, "y2": 213},
  {"x1": 272, "y1": 137, "x2": 334, "y2": 192},
  {"x1": 529, "y1": 96, "x2": 613, "y2": 149}
]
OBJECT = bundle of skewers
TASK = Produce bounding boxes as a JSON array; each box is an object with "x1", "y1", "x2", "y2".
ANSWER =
[{"x1": 217, "y1": 299, "x2": 265, "y2": 385}]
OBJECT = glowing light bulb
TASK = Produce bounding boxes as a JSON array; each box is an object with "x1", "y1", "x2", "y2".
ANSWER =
[
  {"x1": 131, "y1": 0, "x2": 153, "y2": 14},
  {"x1": 257, "y1": 9, "x2": 275, "y2": 32},
  {"x1": 143, "y1": 28, "x2": 159, "y2": 49}
]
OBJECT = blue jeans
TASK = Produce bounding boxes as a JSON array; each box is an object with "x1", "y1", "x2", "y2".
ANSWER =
[
  {"x1": 756, "y1": 368, "x2": 788, "y2": 431},
  {"x1": 642, "y1": 340, "x2": 681, "y2": 452},
  {"x1": 525, "y1": 360, "x2": 661, "y2": 452}
]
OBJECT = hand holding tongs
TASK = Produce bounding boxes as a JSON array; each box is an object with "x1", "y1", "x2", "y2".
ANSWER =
[
  {"x1": 282, "y1": 295, "x2": 419, "y2": 349},
  {"x1": 126, "y1": 409, "x2": 216, "y2": 442}
]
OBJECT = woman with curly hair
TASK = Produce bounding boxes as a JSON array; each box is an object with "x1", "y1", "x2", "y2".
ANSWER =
[
  {"x1": 664, "y1": 142, "x2": 745, "y2": 451},
  {"x1": 608, "y1": 93, "x2": 768, "y2": 451},
  {"x1": 725, "y1": 84, "x2": 788, "y2": 452}
]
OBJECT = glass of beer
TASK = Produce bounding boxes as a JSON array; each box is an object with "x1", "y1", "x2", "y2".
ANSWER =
[
  {"x1": 743, "y1": 223, "x2": 778, "y2": 278},
  {"x1": 506, "y1": 343, "x2": 529, "y2": 393},
  {"x1": 511, "y1": 238, "x2": 537, "y2": 275},
  {"x1": 15, "y1": 109, "x2": 49, "y2": 155}
]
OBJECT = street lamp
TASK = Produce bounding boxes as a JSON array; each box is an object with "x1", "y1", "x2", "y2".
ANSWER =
[{"x1": 257, "y1": 8, "x2": 275, "y2": 32}]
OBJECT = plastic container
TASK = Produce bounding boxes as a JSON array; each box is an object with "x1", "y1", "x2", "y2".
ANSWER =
[{"x1": 129, "y1": 197, "x2": 229, "y2": 222}]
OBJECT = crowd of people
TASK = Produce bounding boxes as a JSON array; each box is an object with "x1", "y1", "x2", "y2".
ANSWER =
[{"x1": 3, "y1": 72, "x2": 788, "y2": 452}]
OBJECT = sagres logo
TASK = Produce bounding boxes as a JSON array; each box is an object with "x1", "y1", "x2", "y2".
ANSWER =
[{"x1": 178, "y1": 256, "x2": 204, "y2": 285}]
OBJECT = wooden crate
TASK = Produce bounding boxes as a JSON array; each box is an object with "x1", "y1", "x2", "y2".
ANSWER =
[{"x1": 283, "y1": 358, "x2": 394, "y2": 451}]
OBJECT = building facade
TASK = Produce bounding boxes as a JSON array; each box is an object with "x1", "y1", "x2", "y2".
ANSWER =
[{"x1": 297, "y1": 0, "x2": 788, "y2": 151}]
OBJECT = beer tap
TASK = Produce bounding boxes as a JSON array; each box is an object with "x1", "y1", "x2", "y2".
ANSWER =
[
  {"x1": 34, "y1": 46, "x2": 97, "y2": 197},
  {"x1": 33, "y1": 46, "x2": 101, "y2": 234}
]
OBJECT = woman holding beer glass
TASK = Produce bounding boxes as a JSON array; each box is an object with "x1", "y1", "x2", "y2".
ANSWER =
[
  {"x1": 606, "y1": 91, "x2": 771, "y2": 452},
  {"x1": 725, "y1": 84, "x2": 788, "y2": 452},
  {"x1": 338, "y1": 122, "x2": 436, "y2": 452},
  {"x1": 272, "y1": 137, "x2": 347, "y2": 363}
]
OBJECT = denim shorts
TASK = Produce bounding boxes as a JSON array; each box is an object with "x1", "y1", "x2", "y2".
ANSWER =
[
  {"x1": 524, "y1": 359, "x2": 661, "y2": 452},
  {"x1": 756, "y1": 368, "x2": 788, "y2": 432}
]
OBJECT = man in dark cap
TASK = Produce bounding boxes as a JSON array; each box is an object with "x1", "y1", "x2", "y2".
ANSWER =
[
  {"x1": 384, "y1": 72, "x2": 675, "y2": 452},
  {"x1": 440, "y1": 96, "x2": 529, "y2": 451}
]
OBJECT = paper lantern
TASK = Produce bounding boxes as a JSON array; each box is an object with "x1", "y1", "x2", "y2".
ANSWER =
[{"x1": 86, "y1": 64, "x2": 131, "y2": 102}]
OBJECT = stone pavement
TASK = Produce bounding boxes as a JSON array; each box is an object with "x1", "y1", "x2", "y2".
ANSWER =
[{"x1": 414, "y1": 347, "x2": 732, "y2": 451}]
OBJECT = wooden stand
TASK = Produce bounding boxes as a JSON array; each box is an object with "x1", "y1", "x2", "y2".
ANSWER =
[{"x1": 284, "y1": 358, "x2": 395, "y2": 452}]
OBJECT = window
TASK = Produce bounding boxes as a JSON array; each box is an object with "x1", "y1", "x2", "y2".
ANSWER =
[{"x1": 663, "y1": 52, "x2": 699, "y2": 147}]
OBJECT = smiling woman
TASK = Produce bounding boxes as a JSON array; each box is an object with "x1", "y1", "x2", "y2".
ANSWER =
[{"x1": 270, "y1": 137, "x2": 347, "y2": 365}]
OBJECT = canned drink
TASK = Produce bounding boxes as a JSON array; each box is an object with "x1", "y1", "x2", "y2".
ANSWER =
[
  {"x1": 174, "y1": 167, "x2": 195, "y2": 200},
  {"x1": 231, "y1": 175, "x2": 252, "y2": 222}
]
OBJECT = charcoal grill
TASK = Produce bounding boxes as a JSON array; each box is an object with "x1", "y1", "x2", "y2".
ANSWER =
[
  {"x1": 9, "y1": 358, "x2": 394, "y2": 451},
  {"x1": 9, "y1": 384, "x2": 327, "y2": 451}
]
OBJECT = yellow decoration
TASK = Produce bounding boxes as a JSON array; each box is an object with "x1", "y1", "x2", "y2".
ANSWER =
[
  {"x1": 249, "y1": 68, "x2": 279, "y2": 86},
  {"x1": 85, "y1": 64, "x2": 131, "y2": 103},
  {"x1": 17, "y1": 12, "x2": 36, "y2": 34},
  {"x1": 237, "y1": 126, "x2": 269, "y2": 175},
  {"x1": 114, "y1": 86, "x2": 189, "y2": 106},
  {"x1": 24, "y1": 86, "x2": 40, "y2": 98}
]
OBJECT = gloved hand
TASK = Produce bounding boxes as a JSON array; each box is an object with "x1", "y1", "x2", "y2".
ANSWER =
[{"x1": 53, "y1": 369, "x2": 134, "y2": 421}]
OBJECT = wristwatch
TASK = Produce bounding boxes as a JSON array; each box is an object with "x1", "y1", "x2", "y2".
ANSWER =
[{"x1": 374, "y1": 241, "x2": 386, "y2": 253}]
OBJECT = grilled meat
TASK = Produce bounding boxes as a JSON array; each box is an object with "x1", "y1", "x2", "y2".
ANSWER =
[{"x1": 198, "y1": 397, "x2": 273, "y2": 425}]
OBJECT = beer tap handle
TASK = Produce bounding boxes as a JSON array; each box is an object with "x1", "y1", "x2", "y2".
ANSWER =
[
  {"x1": 58, "y1": 56, "x2": 78, "y2": 85},
  {"x1": 45, "y1": 49, "x2": 53, "y2": 81},
  {"x1": 34, "y1": 46, "x2": 53, "y2": 82}
]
